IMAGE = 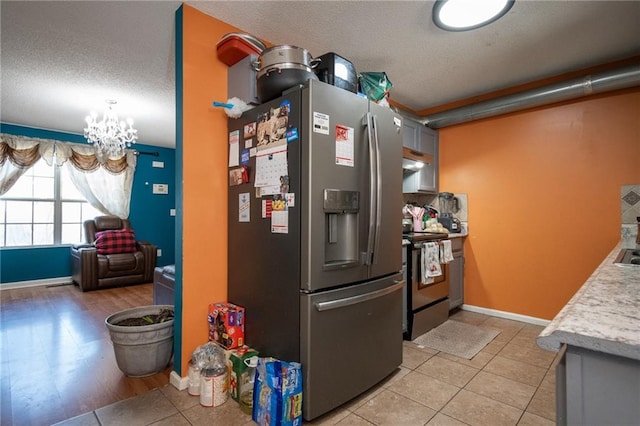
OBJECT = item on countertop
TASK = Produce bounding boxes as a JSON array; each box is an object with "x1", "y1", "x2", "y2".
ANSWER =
[
  {"x1": 437, "y1": 192, "x2": 462, "y2": 233},
  {"x1": 424, "y1": 205, "x2": 439, "y2": 218},
  {"x1": 424, "y1": 218, "x2": 448, "y2": 233},
  {"x1": 252, "y1": 357, "x2": 303, "y2": 426},
  {"x1": 405, "y1": 204, "x2": 425, "y2": 232}
]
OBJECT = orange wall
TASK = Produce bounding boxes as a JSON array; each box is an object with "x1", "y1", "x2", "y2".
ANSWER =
[
  {"x1": 439, "y1": 89, "x2": 640, "y2": 320},
  {"x1": 178, "y1": 6, "x2": 639, "y2": 375},
  {"x1": 179, "y1": 6, "x2": 239, "y2": 375}
]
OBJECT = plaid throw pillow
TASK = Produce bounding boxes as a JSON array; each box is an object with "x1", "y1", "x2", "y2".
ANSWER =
[{"x1": 94, "y1": 229, "x2": 137, "y2": 255}]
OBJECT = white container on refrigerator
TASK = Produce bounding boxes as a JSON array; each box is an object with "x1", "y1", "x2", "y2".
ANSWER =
[{"x1": 227, "y1": 54, "x2": 260, "y2": 105}]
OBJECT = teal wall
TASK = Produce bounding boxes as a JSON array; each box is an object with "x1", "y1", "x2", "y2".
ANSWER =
[
  {"x1": 0, "y1": 123, "x2": 176, "y2": 284},
  {"x1": 173, "y1": 3, "x2": 184, "y2": 377}
]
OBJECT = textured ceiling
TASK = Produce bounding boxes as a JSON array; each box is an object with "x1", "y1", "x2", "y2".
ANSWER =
[{"x1": 2, "y1": 1, "x2": 639, "y2": 149}]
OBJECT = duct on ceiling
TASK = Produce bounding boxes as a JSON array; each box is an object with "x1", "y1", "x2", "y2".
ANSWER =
[{"x1": 421, "y1": 63, "x2": 640, "y2": 129}]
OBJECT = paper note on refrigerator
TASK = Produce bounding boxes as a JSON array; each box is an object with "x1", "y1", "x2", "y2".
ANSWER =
[
  {"x1": 335, "y1": 124, "x2": 354, "y2": 167},
  {"x1": 239, "y1": 192, "x2": 250, "y2": 222},
  {"x1": 229, "y1": 130, "x2": 240, "y2": 167},
  {"x1": 254, "y1": 145, "x2": 288, "y2": 188},
  {"x1": 313, "y1": 111, "x2": 329, "y2": 135},
  {"x1": 271, "y1": 210, "x2": 288, "y2": 233}
]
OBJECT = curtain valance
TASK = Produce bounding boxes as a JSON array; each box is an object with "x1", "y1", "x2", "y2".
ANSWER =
[{"x1": 0, "y1": 134, "x2": 136, "y2": 218}]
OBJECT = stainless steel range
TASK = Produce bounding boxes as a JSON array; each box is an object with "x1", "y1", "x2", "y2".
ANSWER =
[{"x1": 402, "y1": 232, "x2": 450, "y2": 340}]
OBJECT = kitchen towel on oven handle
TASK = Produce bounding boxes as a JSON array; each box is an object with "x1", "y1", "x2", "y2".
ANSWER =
[
  {"x1": 421, "y1": 242, "x2": 442, "y2": 284},
  {"x1": 440, "y1": 240, "x2": 454, "y2": 263}
]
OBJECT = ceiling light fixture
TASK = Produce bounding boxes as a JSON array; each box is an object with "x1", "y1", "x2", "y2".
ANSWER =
[
  {"x1": 84, "y1": 100, "x2": 138, "y2": 158},
  {"x1": 433, "y1": 0, "x2": 515, "y2": 31}
]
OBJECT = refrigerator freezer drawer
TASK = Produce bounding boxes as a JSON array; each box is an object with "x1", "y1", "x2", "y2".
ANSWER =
[{"x1": 300, "y1": 273, "x2": 404, "y2": 420}]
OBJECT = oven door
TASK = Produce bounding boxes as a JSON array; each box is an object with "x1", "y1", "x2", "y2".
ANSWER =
[{"x1": 411, "y1": 244, "x2": 449, "y2": 311}]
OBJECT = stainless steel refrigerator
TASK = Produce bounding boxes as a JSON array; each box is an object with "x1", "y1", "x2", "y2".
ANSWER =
[{"x1": 227, "y1": 80, "x2": 403, "y2": 420}]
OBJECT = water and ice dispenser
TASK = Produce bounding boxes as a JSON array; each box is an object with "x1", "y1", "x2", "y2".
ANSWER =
[{"x1": 323, "y1": 189, "x2": 359, "y2": 270}]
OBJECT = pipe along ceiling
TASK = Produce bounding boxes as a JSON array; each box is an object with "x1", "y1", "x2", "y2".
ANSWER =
[{"x1": 421, "y1": 63, "x2": 640, "y2": 129}]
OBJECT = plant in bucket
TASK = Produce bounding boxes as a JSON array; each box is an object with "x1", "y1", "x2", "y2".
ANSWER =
[{"x1": 104, "y1": 305, "x2": 174, "y2": 377}]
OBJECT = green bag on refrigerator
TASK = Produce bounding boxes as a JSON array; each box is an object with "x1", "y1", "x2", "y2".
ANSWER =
[{"x1": 358, "y1": 71, "x2": 393, "y2": 102}]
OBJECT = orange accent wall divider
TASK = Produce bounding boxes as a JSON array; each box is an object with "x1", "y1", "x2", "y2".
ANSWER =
[
  {"x1": 438, "y1": 89, "x2": 640, "y2": 320},
  {"x1": 179, "y1": 5, "x2": 239, "y2": 375}
]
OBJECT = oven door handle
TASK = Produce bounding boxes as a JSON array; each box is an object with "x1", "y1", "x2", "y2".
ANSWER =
[
  {"x1": 416, "y1": 246, "x2": 422, "y2": 284},
  {"x1": 315, "y1": 281, "x2": 405, "y2": 312}
]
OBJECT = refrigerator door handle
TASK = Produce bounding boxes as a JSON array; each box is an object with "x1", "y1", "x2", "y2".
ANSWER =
[
  {"x1": 364, "y1": 112, "x2": 377, "y2": 265},
  {"x1": 314, "y1": 280, "x2": 405, "y2": 311},
  {"x1": 371, "y1": 114, "x2": 383, "y2": 265}
]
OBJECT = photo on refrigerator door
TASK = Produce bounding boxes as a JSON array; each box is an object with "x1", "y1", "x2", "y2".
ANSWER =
[{"x1": 256, "y1": 102, "x2": 290, "y2": 149}]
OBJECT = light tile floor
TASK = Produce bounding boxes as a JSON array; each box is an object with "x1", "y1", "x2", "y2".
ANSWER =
[{"x1": 53, "y1": 310, "x2": 559, "y2": 426}]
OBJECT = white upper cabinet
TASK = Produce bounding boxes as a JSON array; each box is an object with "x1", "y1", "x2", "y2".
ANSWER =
[{"x1": 402, "y1": 119, "x2": 438, "y2": 194}]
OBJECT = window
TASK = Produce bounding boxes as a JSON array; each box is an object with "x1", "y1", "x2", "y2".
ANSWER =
[{"x1": 0, "y1": 158, "x2": 101, "y2": 247}]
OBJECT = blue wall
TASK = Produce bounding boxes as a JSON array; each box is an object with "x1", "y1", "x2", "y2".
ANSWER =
[{"x1": 0, "y1": 123, "x2": 176, "y2": 284}]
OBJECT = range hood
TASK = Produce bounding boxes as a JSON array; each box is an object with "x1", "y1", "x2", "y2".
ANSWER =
[{"x1": 402, "y1": 147, "x2": 432, "y2": 172}]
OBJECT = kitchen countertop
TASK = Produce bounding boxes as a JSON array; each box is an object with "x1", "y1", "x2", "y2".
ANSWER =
[
  {"x1": 402, "y1": 231, "x2": 468, "y2": 242},
  {"x1": 537, "y1": 242, "x2": 640, "y2": 360},
  {"x1": 447, "y1": 232, "x2": 467, "y2": 239}
]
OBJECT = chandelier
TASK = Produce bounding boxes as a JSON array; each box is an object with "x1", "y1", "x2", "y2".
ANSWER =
[{"x1": 84, "y1": 100, "x2": 138, "y2": 157}]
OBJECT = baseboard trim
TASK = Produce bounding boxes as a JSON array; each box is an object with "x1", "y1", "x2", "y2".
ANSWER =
[
  {"x1": 0, "y1": 276, "x2": 73, "y2": 290},
  {"x1": 461, "y1": 304, "x2": 550, "y2": 327},
  {"x1": 170, "y1": 370, "x2": 188, "y2": 391}
]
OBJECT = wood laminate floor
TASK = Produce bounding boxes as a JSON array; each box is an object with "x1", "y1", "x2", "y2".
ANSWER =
[{"x1": 0, "y1": 283, "x2": 171, "y2": 426}]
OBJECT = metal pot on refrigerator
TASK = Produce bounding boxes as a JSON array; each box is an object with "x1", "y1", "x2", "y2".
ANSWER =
[{"x1": 254, "y1": 45, "x2": 320, "y2": 103}]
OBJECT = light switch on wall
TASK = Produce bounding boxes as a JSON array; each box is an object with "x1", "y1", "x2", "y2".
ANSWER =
[
  {"x1": 157, "y1": 249, "x2": 162, "y2": 257},
  {"x1": 153, "y1": 184, "x2": 169, "y2": 194},
  {"x1": 170, "y1": 208, "x2": 176, "y2": 216},
  {"x1": 152, "y1": 161, "x2": 164, "y2": 168}
]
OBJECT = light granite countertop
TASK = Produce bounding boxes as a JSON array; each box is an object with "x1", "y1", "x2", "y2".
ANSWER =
[
  {"x1": 537, "y1": 242, "x2": 640, "y2": 360},
  {"x1": 447, "y1": 232, "x2": 468, "y2": 239}
]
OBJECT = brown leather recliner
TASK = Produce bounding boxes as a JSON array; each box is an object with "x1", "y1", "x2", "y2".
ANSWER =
[{"x1": 70, "y1": 216, "x2": 157, "y2": 292}]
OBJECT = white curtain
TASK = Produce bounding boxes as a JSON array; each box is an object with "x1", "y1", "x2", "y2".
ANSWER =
[
  {"x1": 0, "y1": 134, "x2": 56, "y2": 195},
  {"x1": 0, "y1": 134, "x2": 136, "y2": 218}
]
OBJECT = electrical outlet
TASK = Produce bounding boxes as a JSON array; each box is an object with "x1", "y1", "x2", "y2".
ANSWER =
[
  {"x1": 157, "y1": 249, "x2": 162, "y2": 257},
  {"x1": 170, "y1": 208, "x2": 176, "y2": 216}
]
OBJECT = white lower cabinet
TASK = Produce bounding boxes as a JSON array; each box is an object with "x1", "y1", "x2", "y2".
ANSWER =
[
  {"x1": 556, "y1": 344, "x2": 640, "y2": 425},
  {"x1": 448, "y1": 237, "x2": 464, "y2": 310}
]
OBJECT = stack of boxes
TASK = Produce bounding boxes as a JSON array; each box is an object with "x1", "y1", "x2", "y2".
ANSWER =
[
  {"x1": 206, "y1": 302, "x2": 257, "y2": 414},
  {"x1": 208, "y1": 302, "x2": 245, "y2": 349}
]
